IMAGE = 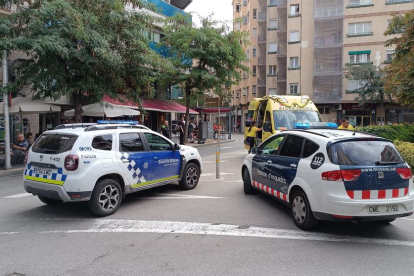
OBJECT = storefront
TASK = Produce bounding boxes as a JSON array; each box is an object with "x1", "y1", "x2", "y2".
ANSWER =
[{"x1": 342, "y1": 104, "x2": 373, "y2": 127}]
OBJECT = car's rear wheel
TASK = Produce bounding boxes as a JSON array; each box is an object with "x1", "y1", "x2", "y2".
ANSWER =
[
  {"x1": 38, "y1": 195, "x2": 63, "y2": 205},
  {"x1": 179, "y1": 163, "x2": 200, "y2": 190},
  {"x1": 89, "y1": 179, "x2": 122, "y2": 217},
  {"x1": 243, "y1": 168, "x2": 255, "y2": 195},
  {"x1": 291, "y1": 190, "x2": 318, "y2": 230}
]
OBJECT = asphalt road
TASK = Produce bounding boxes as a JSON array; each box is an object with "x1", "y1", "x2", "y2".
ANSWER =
[{"x1": 1, "y1": 134, "x2": 414, "y2": 276}]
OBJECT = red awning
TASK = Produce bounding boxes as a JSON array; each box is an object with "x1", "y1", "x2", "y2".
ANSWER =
[
  {"x1": 195, "y1": 107, "x2": 232, "y2": 114},
  {"x1": 103, "y1": 95, "x2": 198, "y2": 115}
]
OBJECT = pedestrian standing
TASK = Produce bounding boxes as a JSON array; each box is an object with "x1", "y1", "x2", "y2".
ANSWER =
[
  {"x1": 179, "y1": 116, "x2": 185, "y2": 145},
  {"x1": 160, "y1": 120, "x2": 172, "y2": 139},
  {"x1": 246, "y1": 121, "x2": 262, "y2": 153},
  {"x1": 338, "y1": 118, "x2": 354, "y2": 130}
]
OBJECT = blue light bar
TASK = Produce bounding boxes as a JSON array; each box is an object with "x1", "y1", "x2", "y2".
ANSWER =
[
  {"x1": 293, "y1": 122, "x2": 338, "y2": 129},
  {"x1": 294, "y1": 123, "x2": 310, "y2": 129},
  {"x1": 97, "y1": 120, "x2": 138, "y2": 125}
]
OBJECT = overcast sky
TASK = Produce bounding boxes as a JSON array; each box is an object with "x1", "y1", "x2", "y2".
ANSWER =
[{"x1": 187, "y1": 0, "x2": 233, "y2": 27}]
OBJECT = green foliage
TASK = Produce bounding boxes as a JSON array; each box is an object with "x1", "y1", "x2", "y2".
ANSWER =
[
  {"x1": 356, "y1": 125, "x2": 414, "y2": 143},
  {"x1": 394, "y1": 140, "x2": 414, "y2": 169},
  {"x1": 0, "y1": 0, "x2": 170, "y2": 121},
  {"x1": 384, "y1": 10, "x2": 414, "y2": 108},
  {"x1": 344, "y1": 63, "x2": 390, "y2": 106}
]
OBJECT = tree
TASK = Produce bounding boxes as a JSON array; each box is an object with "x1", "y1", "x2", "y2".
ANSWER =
[
  {"x1": 0, "y1": 0, "x2": 169, "y2": 122},
  {"x1": 162, "y1": 16, "x2": 248, "y2": 142},
  {"x1": 383, "y1": 10, "x2": 414, "y2": 108}
]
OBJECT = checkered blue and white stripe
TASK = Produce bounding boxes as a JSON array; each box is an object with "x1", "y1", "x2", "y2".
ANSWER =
[
  {"x1": 24, "y1": 163, "x2": 68, "y2": 182},
  {"x1": 121, "y1": 152, "x2": 147, "y2": 183}
]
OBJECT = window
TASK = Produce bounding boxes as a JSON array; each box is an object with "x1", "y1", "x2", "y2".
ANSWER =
[
  {"x1": 32, "y1": 134, "x2": 78, "y2": 154},
  {"x1": 319, "y1": 107, "x2": 330, "y2": 114},
  {"x1": 289, "y1": 84, "x2": 299, "y2": 94},
  {"x1": 144, "y1": 133, "x2": 173, "y2": 151},
  {"x1": 243, "y1": 71, "x2": 248, "y2": 79},
  {"x1": 349, "y1": 53, "x2": 370, "y2": 63},
  {"x1": 236, "y1": 4, "x2": 240, "y2": 12},
  {"x1": 386, "y1": 49, "x2": 395, "y2": 61},
  {"x1": 349, "y1": 22, "x2": 372, "y2": 35},
  {"x1": 290, "y1": 31, "x2": 299, "y2": 42},
  {"x1": 348, "y1": 0, "x2": 372, "y2": 6},
  {"x1": 290, "y1": 4, "x2": 299, "y2": 16},
  {"x1": 348, "y1": 80, "x2": 366, "y2": 91},
  {"x1": 269, "y1": 19, "x2": 278, "y2": 29},
  {"x1": 236, "y1": 89, "x2": 241, "y2": 98},
  {"x1": 253, "y1": 28, "x2": 258, "y2": 38},
  {"x1": 243, "y1": 15, "x2": 248, "y2": 24},
  {"x1": 290, "y1": 57, "x2": 299, "y2": 68},
  {"x1": 269, "y1": 0, "x2": 278, "y2": 6},
  {"x1": 263, "y1": 111, "x2": 272, "y2": 132},
  {"x1": 243, "y1": 0, "x2": 248, "y2": 6},
  {"x1": 243, "y1": 87, "x2": 247, "y2": 96},
  {"x1": 252, "y1": 85, "x2": 257, "y2": 95},
  {"x1": 92, "y1": 135, "x2": 113, "y2": 151},
  {"x1": 268, "y1": 88, "x2": 277, "y2": 95},
  {"x1": 120, "y1": 133, "x2": 144, "y2": 152},
  {"x1": 252, "y1": 66, "x2": 257, "y2": 76},
  {"x1": 253, "y1": 8, "x2": 257, "y2": 18},
  {"x1": 252, "y1": 47, "x2": 257, "y2": 57},
  {"x1": 302, "y1": 139, "x2": 320, "y2": 158},
  {"x1": 269, "y1": 42, "x2": 277, "y2": 53},
  {"x1": 279, "y1": 135, "x2": 305, "y2": 158},
  {"x1": 261, "y1": 135, "x2": 286, "y2": 155},
  {"x1": 269, "y1": 65, "x2": 277, "y2": 75},
  {"x1": 247, "y1": 86, "x2": 250, "y2": 97}
]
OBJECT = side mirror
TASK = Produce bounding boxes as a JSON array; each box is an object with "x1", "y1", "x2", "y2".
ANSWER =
[
  {"x1": 174, "y1": 144, "x2": 181, "y2": 151},
  {"x1": 251, "y1": 147, "x2": 259, "y2": 154}
]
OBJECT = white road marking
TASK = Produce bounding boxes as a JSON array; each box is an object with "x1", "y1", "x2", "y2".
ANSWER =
[
  {"x1": 201, "y1": 173, "x2": 235, "y2": 177},
  {"x1": 0, "y1": 232, "x2": 19, "y2": 235},
  {"x1": 220, "y1": 147, "x2": 233, "y2": 149},
  {"x1": 3, "y1": 193, "x2": 33, "y2": 199},
  {"x1": 203, "y1": 161, "x2": 228, "y2": 164},
  {"x1": 38, "y1": 219, "x2": 414, "y2": 247},
  {"x1": 400, "y1": 218, "x2": 414, "y2": 221},
  {"x1": 137, "y1": 194, "x2": 224, "y2": 200}
]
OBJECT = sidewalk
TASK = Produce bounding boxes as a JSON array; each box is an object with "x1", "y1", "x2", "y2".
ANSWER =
[{"x1": 171, "y1": 133, "x2": 243, "y2": 148}]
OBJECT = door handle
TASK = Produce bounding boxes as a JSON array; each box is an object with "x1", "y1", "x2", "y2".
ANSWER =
[
  {"x1": 154, "y1": 157, "x2": 160, "y2": 161},
  {"x1": 290, "y1": 164, "x2": 297, "y2": 168},
  {"x1": 122, "y1": 160, "x2": 129, "y2": 164},
  {"x1": 267, "y1": 160, "x2": 272, "y2": 165}
]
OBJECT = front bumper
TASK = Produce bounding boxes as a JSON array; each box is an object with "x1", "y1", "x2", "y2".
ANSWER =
[{"x1": 24, "y1": 180, "x2": 91, "y2": 202}]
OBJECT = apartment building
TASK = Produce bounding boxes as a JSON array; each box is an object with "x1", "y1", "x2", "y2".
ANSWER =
[{"x1": 232, "y1": 0, "x2": 414, "y2": 130}]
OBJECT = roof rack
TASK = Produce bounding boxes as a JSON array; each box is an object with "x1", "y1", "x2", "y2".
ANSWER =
[
  {"x1": 85, "y1": 124, "x2": 150, "y2": 132},
  {"x1": 282, "y1": 129, "x2": 330, "y2": 138}
]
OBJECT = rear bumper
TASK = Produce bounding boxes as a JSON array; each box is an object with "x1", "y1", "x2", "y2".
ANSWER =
[
  {"x1": 24, "y1": 180, "x2": 91, "y2": 202},
  {"x1": 314, "y1": 211, "x2": 413, "y2": 222}
]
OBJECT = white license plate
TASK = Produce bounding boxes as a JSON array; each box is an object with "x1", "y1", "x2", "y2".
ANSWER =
[
  {"x1": 368, "y1": 205, "x2": 400, "y2": 214},
  {"x1": 33, "y1": 167, "x2": 52, "y2": 176}
]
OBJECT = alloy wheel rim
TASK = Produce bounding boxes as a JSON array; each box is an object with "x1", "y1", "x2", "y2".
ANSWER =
[
  {"x1": 99, "y1": 185, "x2": 120, "y2": 211},
  {"x1": 293, "y1": 196, "x2": 306, "y2": 224},
  {"x1": 186, "y1": 167, "x2": 198, "y2": 187}
]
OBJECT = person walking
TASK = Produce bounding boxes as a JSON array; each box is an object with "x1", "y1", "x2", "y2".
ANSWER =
[
  {"x1": 179, "y1": 116, "x2": 185, "y2": 145},
  {"x1": 246, "y1": 121, "x2": 262, "y2": 153},
  {"x1": 338, "y1": 118, "x2": 354, "y2": 130},
  {"x1": 160, "y1": 120, "x2": 172, "y2": 139}
]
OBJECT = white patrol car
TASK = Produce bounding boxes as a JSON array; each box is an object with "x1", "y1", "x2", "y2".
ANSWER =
[
  {"x1": 242, "y1": 122, "x2": 414, "y2": 230},
  {"x1": 24, "y1": 121, "x2": 202, "y2": 216}
]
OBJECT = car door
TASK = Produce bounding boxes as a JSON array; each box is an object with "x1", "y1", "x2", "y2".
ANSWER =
[
  {"x1": 143, "y1": 132, "x2": 182, "y2": 183},
  {"x1": 262, "y1": 110, "x2": 273, "y2": 142},
  {"x1": 117, "y1": 132, "x2": 154, "y2": 187}
]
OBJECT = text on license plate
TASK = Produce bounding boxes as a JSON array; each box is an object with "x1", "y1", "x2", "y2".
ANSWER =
[
  {"x1": 368, "y1": 205, "x2": 399, "y2": 214},
  {"x1": 33, "y1": 167, "x2": 52, "y2": 176}
]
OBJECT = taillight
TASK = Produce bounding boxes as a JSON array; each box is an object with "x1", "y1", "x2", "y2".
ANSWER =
[
  {"x1": 322, "y1": 169, "x2": 361, "y2": 182},
  {"x1": 396, "y1": 168, "x2": 412, "y2": 179},
  {"x1": 65, "y1": 155, "x2": 79, "y2": 171}
]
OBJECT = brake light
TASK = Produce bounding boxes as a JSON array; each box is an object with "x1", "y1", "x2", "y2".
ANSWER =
[
  {"x1": 65, "y1": 155, "x2": 79, "y2": 171},
  {"x1": 396, "y1": 168, "x2": 412, "y2": 179},
  {"x1": 322, "y1": 169, "x2": 361, "y2": 182}
]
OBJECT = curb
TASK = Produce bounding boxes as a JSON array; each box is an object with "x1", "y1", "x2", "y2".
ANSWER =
[
  {"x1": 0, "y1": 168, "x2": 24, "y2": 177},
  {"x1": 188, "y1": 139, "x2": 238, "y2": 148}
]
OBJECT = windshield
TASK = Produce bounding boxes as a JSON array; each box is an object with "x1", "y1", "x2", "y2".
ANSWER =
[{"x1": 273, "y1": 110, "x2": 322, "y2": 130}]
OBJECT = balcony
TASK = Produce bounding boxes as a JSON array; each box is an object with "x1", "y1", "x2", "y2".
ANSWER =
[
  {"x1": 258, "y1": 34, "x2": 267, "y2": 44},
  {"x1": 314, "y1": 7, "x2": 343, "y2": 19},
  {"x1": 258, "y1": 78, "x2": 266, "y2": 87},
  {"x1": 258, "y1": 57, "x2": 267, "y2": 65},
  {"x1": 146, "y1": 0, "x2": 191, "y2": 19},
  {"x1": 258, "y1": 12, "x2": 267, "y2": 22},
  {"x1": 314, "y1": 35, "x2": 343, "y2": 47},
  {"x1": 277, "y1": 22, "x2": 287, "y2": 32}
]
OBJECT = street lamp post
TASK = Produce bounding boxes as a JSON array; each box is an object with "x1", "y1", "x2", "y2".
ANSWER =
[{"x1": 2, "y1": 50, "x2": 11, "y2": 169}]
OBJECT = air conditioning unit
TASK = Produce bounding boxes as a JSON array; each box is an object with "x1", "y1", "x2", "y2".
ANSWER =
[
  {"x1": 333, "y1": 104, "x2": 342, "y2": 111},
  {"x1": 315, "y1": 64, "x2": 323, "y2": 71}
]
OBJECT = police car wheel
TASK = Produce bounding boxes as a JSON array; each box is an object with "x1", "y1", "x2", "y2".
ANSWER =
[
  {"x1": 38, "y1": 195, "x2": 63, "y2": 205},
  {"x1": 89, "y1": 179, "x2": 122, "y2": 217},
  {"x1": 243, "y1": 169, "x2": 255, "y2": 194},
  {"x1": 291, "y1": 190, "x2": 318, "y2": 230},
  {"x1": 179, "y1": 163, "x2": 200, "y2": 190}
]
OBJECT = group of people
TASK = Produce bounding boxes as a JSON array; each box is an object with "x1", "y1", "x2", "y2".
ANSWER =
[{"x1": 160, "y1": 116, "x2": 199, "y2": 146}]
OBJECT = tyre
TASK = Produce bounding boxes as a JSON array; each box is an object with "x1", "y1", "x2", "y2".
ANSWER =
[
  {"x1": 38, "y1": 195, "x2": 63, "y2": 205},
  {"x1": 243, "y1": 168, "x2": 255, "y2": 195},
  {"x1": 179, "y1": 163, "x2": 200, "y2": 190},
  {"x1": 88, "y1": 179, "x2": 122, "y2": 217},
  {"x1": 291, "y1": 190, "x2": 318, "y2": 230}
]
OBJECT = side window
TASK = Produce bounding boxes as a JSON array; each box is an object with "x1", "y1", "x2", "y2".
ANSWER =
[
  {"x1": 279, "y1": 135, "x2": 305, "y2": 158},
  {"x1": 263, "y1": 111, "x2": 272, "y2": 132},
  {"x1": 120, "y1": 133, "x2": 144, "y2": 152},
  {"x1": 302, "y1": 139, "x2": 320, "y2": 158},
  {"x1": 261, "y1": 135, "x2": 285, "y2": 155},
  {"x1": 144, "y1": 133, "x2": 173, "y2": 151},
  {"x1": 92, "y1": 135, "x2": 113, "y2": 151}
]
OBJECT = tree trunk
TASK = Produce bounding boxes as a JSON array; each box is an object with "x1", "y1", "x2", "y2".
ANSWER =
[
  {"x1": 73, "y1": 92, "x2": 83, "y2": 123},
  {"x1": 184, "y1": 86, "x2": 191, "y2": 144}
]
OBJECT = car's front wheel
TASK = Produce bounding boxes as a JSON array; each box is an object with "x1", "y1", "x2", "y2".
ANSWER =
[
  {"x1": 179, "y1": 163, "x2": 200, "y2": 190},
  {"x1": 38, "y1": 195, "x2": 63, "y2": 205},
  {"x1": 291, "y1": 190, "x2": 318, "y2": 230},
  {"x1": 243, "y1": 168, "x2": 255, "y2": 194},
  {"x1": 89, "y1": 179, "x2": 122, "y2": 217}
]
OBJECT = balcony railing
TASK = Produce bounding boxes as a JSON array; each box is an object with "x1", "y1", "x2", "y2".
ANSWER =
[
  {"x1": 258, "y1": 78, "x2": 267, "y2": 87},
  {"x1": 258, "y1": 12, "x2": 267, "y2": 22},
  {"x1": 258, "y1": 57, "x2": 267, "y2": 65},
  {"x1": 258, "y1": 34, "x2": 267, "y2": 43},
  {"x1": 314, "y1": 7, "x2": 343, "y2": 18},
  {"x1": 314, "y1": 35, "x2": 343, "y2": 47},
  {"x1": 277, "y1": 22, "x2": 287, "y2": 32},
  {"x1": 146, "y1": 0, "x2": 191, "y2": 19}
]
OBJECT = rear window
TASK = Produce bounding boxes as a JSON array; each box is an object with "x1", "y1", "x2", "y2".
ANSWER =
[
  {"x1": 32, "y1": 134, "x2": 78, "y2": 154},
  {"x1": 328, "y1": 140, "x2": 404, "y2": 166}
]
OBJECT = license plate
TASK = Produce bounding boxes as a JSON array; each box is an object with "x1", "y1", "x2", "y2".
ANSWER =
[
  {"x1": 367, "y1": 205, "x2": 400, "y2": 214},
  {"x1": 33, "y1": 167, "x2": 52, "y2": 176}
]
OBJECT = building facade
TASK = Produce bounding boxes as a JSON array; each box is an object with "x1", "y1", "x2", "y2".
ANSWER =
[{"x1": 232, "y1": 0, "x2": 414, "y2": 131}]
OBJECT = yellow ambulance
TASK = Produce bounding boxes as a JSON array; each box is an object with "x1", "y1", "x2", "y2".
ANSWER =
[{"x1": 244, "y1": 95, "x2": 322, "y2": 150}]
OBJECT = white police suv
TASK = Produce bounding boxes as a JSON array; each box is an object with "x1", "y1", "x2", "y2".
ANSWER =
[
  {"x1": 242, "y1": 123, "x2": 414, "y2": 230},
  {"x1": 24, "y1": 121, "x2": 202, "y2": 216}
]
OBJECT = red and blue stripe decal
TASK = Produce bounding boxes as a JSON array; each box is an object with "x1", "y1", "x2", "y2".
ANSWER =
[{"x1": 252, "y1": 180, "x2": 288, "y2": 202}]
